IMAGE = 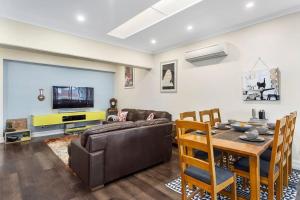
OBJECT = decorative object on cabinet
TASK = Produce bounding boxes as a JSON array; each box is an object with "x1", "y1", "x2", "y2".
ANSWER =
[
  {"x1": 124, "y1": 67, "x2": 134, "y2": 88},
  {"x1": 160, "y1": 60, "x2": 177, "y2": 93},
  {"x1": 37, "y1": 88, "x2": 45, "y2": 101},
  {"x1": 107, "y1": 98, "x2": 118, "y2": 121},
  {"x1": 242, "y1": 58, "x2": 280, "y2": 101}
]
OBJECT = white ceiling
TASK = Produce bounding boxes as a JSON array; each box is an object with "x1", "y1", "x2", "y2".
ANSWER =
[{"x1": 1, "y1": 0, "x2": 300, "y2": 54}]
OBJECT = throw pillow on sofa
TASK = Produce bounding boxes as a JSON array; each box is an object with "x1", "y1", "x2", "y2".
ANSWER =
[
  {"x1": 118, "y1": 111, "x2": 128, "y2": 122},
  {"x1": 146, "y1": 113, "x2": 155, "y2": 120}
]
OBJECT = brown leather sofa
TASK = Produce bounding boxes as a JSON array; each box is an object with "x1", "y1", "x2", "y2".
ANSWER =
[{"x1": 68, "y1": 109, "x2": 173, "y2": 190}]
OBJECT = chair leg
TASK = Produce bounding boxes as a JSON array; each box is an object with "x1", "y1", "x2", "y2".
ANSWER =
[
  {"x1": 242, "y1": 177, "x2": 247, "y2": 190},
  {"x1": 198, "y1": 189, "x2": 204, "y2": 198},
  {"x1": 268, "y1": 182, "x2": 274, "y2": 200},
  {"x1": 220, "y1": 152, "x2": 224, "y2": 167},
  {"x1": 181, "y1": 177, "x2": 187, "y2": 200},
  {"x1": 277, "y1": 166, "x2": 284, "y2": 200},
  {"x1": 276, "y1": 178, "x2": 282, "y2": 200},
  {"x1": 283, "y1": 163, "x2": 289, "y2": 187},
  {"x1": 231, "y1": 175, "x2": 237, "y2": 200},
  {"x1": 211, "y1": 191, "x2": 217, "y2": 200},
  {"x1": 288, "y1": 154, "x2": 292, "y2": 175}
]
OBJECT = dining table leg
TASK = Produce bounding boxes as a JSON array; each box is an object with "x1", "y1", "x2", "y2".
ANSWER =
[{"x1": 249, "y1": 155, "x2": 260, "y2": 200}]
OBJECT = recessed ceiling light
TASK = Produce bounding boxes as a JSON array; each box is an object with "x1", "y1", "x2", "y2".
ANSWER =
[
  {"x1": 76, "y1": 14, "x2": 86, "y2": 22},
  {"x1": 245, "y1": 2, "x2": 255, "y2": 9},
  {"x1": 108, "y1": 0, "x2": 204, "y2": 39},
  {"x1": 186, "y1": 25, "x2": 194, "y2": 31},
  {"x1": 150, "y1": 39, "x2": 157, "y2": 44}
]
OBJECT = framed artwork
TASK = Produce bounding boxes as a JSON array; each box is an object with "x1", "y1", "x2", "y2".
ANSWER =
[
  {"x1": 160, "y1": 60, "x2": 177, "y2": 93},
  {"x1": 242, "y1": 68, "x2": 280, "y2": 101},
  {"x1": 124, "y1": 66, "x2": 134, "y2": 89}
]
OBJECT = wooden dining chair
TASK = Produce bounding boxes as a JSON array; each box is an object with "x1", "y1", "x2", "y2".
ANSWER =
[
  {"x1": 211, "y1": 108, "x2": 221, "y2": 126},
  {"x1": 288, "y1": 111, "x2": 297, "y2": 175},
  {"x1": 233, "y1": 116, "x2": 287, "y2": 200},
  {"x1": 176, "y1": 120, "x2": 237, "y2": 200},
  {"x1": 281, "y1": 114, "x2": 294, "y2": 187},
  {"x1": 199, "y1": 110, "x2": 213, "y2": 126},
  {"x1": 180, "y1": 111, "x2": 197, "y2": 121}
]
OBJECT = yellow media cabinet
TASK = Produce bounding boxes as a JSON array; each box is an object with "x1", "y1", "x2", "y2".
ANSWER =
[{"x1": 32, "y1": 111, "x2": 106, "y2": 127}]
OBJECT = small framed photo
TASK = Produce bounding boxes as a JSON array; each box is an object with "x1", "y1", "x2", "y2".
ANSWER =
[
  {"x1": 160, "y1": 60, "x2": 177, "y2": 93},
  {"x1": 124, "y1": 66, "x2": 134, "y2": 89}
]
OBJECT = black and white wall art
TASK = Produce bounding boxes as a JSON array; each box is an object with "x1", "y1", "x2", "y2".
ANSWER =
[
  {"x1": 160, "y1": 60, "x2": 177, "y2": 93},
  {"x1": 242, "y1": 68, "x2": 280, "y2": 101},
  {"x1": 124, "y1": 66, "x2": 134, "y2": 89}
]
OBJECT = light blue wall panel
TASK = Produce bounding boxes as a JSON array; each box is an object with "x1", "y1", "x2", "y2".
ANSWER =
[{"x1": 3, "y1": 60, "x2": 114, "y2": 125}]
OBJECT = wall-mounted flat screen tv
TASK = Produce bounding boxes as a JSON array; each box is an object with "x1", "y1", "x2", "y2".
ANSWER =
[{"x1": 53, "y1": 86, "x2": 94, "y2": 109}]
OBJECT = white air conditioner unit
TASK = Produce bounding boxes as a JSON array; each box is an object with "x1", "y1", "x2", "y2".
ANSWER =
[{"x1": 184, "y1": 44, "x2": 228, "y2": 63}]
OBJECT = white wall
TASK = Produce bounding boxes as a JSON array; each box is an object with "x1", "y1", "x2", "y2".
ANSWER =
[
  {"x1": 115, "y1": 12, "x2": 300, "y2": 168},
  {"x1": 0, "y1": 18, "x2": 154, "y2": 69}
]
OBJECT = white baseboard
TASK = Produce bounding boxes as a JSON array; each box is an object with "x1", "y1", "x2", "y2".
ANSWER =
[
  {"x1": 32, "y1": 129, "x2": 64, "y2": 138},
  {"x1": 292, "y1": 160, "x2": 300, "y2": 170}
]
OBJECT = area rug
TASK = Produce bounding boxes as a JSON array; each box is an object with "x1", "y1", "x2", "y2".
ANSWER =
[
  {"x1": 165, "y1": 170, "x2": 300, "y2": 200},
  {"x1": 45, "y1": 135, "x2": 79, "y2": 165}
]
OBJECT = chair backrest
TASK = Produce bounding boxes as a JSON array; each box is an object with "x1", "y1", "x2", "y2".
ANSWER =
[
  {"x1": 180, "y1": 111, "x2": 197, "y2": 121},
  {"x1": 211, "y1": 108, "x2": 221, "y2": 125},
  {"x1": 289, "y1": 111, "x2": 297, "y2": 146},
  {"x1": 199, "y1": 110, "x2": 213, "y2": 126},
  {"x1": 287, "y1": 112, "x2": 297, "y2": 155},
  {"x1": 269, "y1": 116, "x2": 287, "y2": 176},
  {"x1": 176, "y1": 120, "x2": 216, "y2": 186}
]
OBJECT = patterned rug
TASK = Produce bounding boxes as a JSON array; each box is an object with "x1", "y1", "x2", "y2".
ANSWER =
[
  {"x1": 165, "y1": 170, "x2": 300, "y2": 200},
  {"x1": 45, "y1": 135, "x2": 79, "y2": 165}
]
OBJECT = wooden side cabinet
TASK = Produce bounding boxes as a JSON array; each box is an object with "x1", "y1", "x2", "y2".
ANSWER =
[{"x1": 4, "y1": 129, "x2": 31, "y2": 144}]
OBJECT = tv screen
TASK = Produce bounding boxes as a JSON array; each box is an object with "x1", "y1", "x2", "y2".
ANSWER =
[{"x1": 53, "y1": 86, "x2": 94, "y2": 109}]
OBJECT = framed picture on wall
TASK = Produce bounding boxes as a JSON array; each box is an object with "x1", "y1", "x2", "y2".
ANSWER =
[
  {"x1": 124, "y1": 66, "x2": 134, "y2": 89},
  {"x1": 242, "y1": 68, "x2": 280, "y2": 101},
  {"x1": 160, "y1": 60, "x2": 177, "y2": 93}
]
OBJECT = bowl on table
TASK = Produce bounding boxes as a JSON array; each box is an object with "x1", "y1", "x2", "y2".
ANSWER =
[
  {"x1": 267, "y1": 123, "x2": 276, "y2": 130},
  {"x1": 231, "y1": 123, "x2": 253, "y2": 132},
  {"x1": 245, "y1": 129, "x2": 259, "y2": 140},
  {"x1": 228, "y1": 119, "x2": 237, "y2": 124},
  {"x1": 256, "y1": 126, "x2": 269, "y2": 134},
  {"x1": 215, "y1": 122, "x2": 231, "y2": 130}
]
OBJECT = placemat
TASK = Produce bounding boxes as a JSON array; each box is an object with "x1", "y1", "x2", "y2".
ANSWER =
[{"x1": 213, "y1": 129, "x2": 273, "y2": 146}]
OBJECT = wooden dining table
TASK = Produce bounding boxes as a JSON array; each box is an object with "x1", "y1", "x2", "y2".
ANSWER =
[{"x1": 179, "y1": 128, "x2": 274, "y2": 200}]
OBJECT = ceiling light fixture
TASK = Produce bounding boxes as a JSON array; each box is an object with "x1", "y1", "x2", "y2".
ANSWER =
[
  {"x1": 150, "y1": 39, "x2": 157, "y2": 44},
  {"x1": 187, "y1": 25, "x2": 194, "y2": 31},
  {"x1": 76, "y1": 14, "x2": 86, "y2": 22},
  {"x1": 245, "y1": 2, "x2": 255, "y2": 9},
  {"x1": 107, "y1": 0, "x2": 204, "y2": 39}
]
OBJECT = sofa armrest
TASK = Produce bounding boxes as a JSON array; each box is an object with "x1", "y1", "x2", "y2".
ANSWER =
[{"x1": 69, "y1": 139, "x2": 105, "y2": 189}]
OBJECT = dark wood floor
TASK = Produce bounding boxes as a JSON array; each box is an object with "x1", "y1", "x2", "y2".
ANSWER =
[
  {"x1": 0, "y1": 139, "x2": 181, "y2": 200},
  {"x1": 1, "y1": 139, "x2": 300, "y2": 200}
]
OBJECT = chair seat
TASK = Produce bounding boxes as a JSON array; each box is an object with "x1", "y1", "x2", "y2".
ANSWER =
[
  {"x1": 194, "y1": 149, "x2": 222, "y2": 160},
  {"x1": 234, "y1": 157, "x2": 278, "y2": 178},
  {"x1": 184, "y1": 166, "x2": 233, "y2": 185},
  {"x1": 260, "y1": 148, "x2": 272, "y2": 161}
]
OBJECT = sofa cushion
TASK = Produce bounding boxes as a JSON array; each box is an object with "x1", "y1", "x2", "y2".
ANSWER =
[
  {"x1": 80, "y1": 121, "x2": 137, "y2": 146},
  {"x1": 146, "y1": 113, "x2": 155, "y2": 120},
  {"x1": 154, "y1": 111, "x2": 172, "y2": 121},
  {"x1": 134, "y1": 118, "x2": 170, "y2": 127},
  {"x1": 135, "y1": 110, "x2": 147, "y2": 120},
  {"x1": 122, "y1": 108, "x2": 172, "y2": 122}
]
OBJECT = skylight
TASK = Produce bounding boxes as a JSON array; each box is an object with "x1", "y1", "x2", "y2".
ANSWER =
[{"x1": 107, "y1": 0, "x2": 204, "y2": 39}]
